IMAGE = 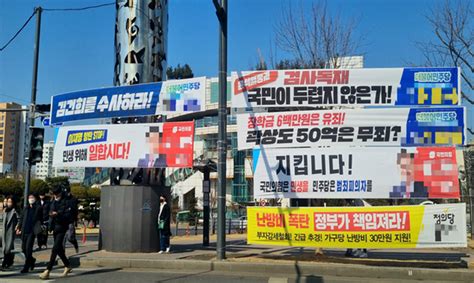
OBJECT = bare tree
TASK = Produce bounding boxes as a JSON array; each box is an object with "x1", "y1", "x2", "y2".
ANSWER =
[
  {"x1": 269, "y1": 0, "x2": 362, "y2": 69},
  {"x1": 416, "y1": 0, "x2": 473, "y2": 103}
]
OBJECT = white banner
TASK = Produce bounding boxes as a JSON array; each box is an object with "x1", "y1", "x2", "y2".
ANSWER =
[
  {"x1": 231, "y1": 68, "x2": 460, "y2": 108},
  {"x1": 53, "y1": 122, "x2": 195, "y2": 168},
  {"x1": 237, "y1": 107, "x2": 466, "y2": 150},
  {"x1": 252, "y1": 147, "x2": 460, "y2": 199}
]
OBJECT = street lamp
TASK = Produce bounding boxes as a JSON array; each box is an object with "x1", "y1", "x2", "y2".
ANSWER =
[{"x1": 212, "y1": 0, "x2": 227, "y2": 261}]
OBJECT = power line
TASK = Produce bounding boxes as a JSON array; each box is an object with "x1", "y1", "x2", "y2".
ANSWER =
[
  {"x1": 0, "y1": 2, "x2": 115, "y2": 52},
  {"x1": 0, "y1": 10, "x2": 36, "y2": 51},
  {"x1": 42, "y1": 2, "x2": 114, "y2": 12}
]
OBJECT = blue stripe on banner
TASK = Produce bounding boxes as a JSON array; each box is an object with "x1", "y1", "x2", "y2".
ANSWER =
[
  {"x1": 253, "y1": 149, "x2": 260, "y2": 171},
  {"x1": 50, "y1": 82, "x2": 163, "y2": 124}
]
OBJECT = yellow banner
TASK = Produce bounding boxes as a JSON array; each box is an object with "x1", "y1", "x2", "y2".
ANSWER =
[{"x1": 247, "y1": 204, "x2": 466, "y2": 249}]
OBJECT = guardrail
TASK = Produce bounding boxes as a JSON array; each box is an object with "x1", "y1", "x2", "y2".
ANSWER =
[{"x1": 174, "y1": 217, "x2": 247, "y2": 237}]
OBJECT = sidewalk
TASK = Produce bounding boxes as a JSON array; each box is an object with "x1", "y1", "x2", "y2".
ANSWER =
[
  {"x1": 8, "y1": 233, "x2": 473, "y2": 281},
  {"x1": 43, "y1": 233, "x2": 473, "y2": 281}
]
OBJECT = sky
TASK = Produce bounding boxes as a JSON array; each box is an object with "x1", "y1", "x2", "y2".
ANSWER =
[{"x1": 0, "y1": 0, "x2": 472, "y2": 142}]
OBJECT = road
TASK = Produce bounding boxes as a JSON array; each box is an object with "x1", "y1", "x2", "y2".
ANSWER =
[{"x1": 0, "y1": 267, "x2": 464, "y2": 283}]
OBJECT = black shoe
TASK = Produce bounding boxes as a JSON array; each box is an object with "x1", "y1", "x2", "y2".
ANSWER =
[
  {"x1": 20, "y1": 267, "x2": 29, "y2": 273},
  {"x1": 30, "y1": 258, "x2": 36, "y2": 271},
  {"x1": 75, "y1": 247, "x2": 79, "y2": 253}
]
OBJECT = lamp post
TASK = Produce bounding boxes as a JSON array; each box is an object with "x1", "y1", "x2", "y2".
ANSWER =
[{"x1": 212, "y1": 0, "x2": 227, "y2": 261}]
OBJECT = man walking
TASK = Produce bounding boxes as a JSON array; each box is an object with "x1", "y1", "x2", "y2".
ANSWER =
[
  {"x1": 17, "y1": 193, "x2": 43, "y2": 273},
  {"x1": 39, "y1": 186, "x2": 73, "y2": 280}
]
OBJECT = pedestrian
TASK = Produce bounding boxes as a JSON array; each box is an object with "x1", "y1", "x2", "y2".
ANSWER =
[
  {"x1": 344, "y1": 199, "x2": 368, "y2": 258},
  {"x1": 1, "y1": 196, "x2": 18, "y2": 270},
  {"x1": 37, "y1": 192, "x2": 50, "y2": 250},
  {"x1": 17, "y1": 193, "x2": 43, "y2": 273},
  {"x1": 64, "y1": 188, "x2": 79, "y2": 253},
  {"x1": 157, "y1": 195, "x2": 171, "y2": 254},
  {"x1": 39, "y1": 186, "x2": 73, "y2": 280}
]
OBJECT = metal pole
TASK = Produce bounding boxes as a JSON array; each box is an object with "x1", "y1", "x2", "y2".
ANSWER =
[
  {"x1": 216, "y1": 0, "x2": 227, "y2": 260},
  {"x1": 203, "y1": 169, "x2": 210, "y2": 246},
  {"x1": 464, "y1": 148, "x2": 474, "y2": 238},
  {"x1": 24, "y1": 7, "x2": 42, "y2": 208}
]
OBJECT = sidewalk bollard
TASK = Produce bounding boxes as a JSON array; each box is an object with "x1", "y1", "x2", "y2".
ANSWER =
[
  {"x1": 175, "y1": 220, "x2": 179, "y2": 236},
  {"x1": 315, "y1": 248, "x2": 323, "y2": 255},
  {"x1": 186, "y1": 223, "x2": 190, "y2": 236},
  {"x1": 82, "y1": 224, "x2": 87, "y2": 243},
  {"x1": 195, "y1": 216, "x2": 198, "y2": 235}
]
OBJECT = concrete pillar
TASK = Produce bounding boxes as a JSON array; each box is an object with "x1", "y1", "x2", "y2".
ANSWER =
[{"x1": 100, "y1": 185, "x2": 166, "y2": 252}]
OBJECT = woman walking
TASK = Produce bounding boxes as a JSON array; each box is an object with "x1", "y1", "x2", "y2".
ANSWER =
[
  {"x1": 157, "y1": 195, "x2": 171, "y2": 254},
  {"x1": 1, "y1": 196, "x2": 18, "y2": 270}
]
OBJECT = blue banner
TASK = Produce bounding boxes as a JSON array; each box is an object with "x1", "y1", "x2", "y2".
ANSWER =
[
  {"x1": 50, "y1": 77, "x2": 206, "y2": 124},
  {"x1": 51, "y1": 83, "x2": 161, "y2": 124}
]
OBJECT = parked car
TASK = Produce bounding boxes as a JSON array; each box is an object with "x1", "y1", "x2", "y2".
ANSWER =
[
  {"x1": 231, "y1": 216, "x2": 247, "y2": 231},
  {"x1": 177, "y1": 210, "x2": 204, "y2": 224}
]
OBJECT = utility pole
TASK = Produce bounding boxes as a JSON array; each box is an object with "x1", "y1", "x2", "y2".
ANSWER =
[
  {"x1": 24, "y1": 6, "x2": 42, "y2": 208},
  {"x1": 213, "y1": 0, "x2": 227, "y2": 260}
]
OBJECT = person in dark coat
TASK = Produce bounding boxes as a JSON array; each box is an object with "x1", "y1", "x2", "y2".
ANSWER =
[
  {"x1": 63, "y1": 189, "x2": 79, "y2": 253},
  {"x1": 17, "y1": 193, "x2": 43, "y2": 273},
  {"x1": 37, "y1": 192, "x2": 50, "y2": 249},
  {"x1": 1, "y1": 196, "x2": 18, "y2": 270},
  {"x1": 39, "y1": 187, "x2": 73, "y2": 280},
  {"x1": 157, "y1": 195, "x2": 171, "y2": 254}
]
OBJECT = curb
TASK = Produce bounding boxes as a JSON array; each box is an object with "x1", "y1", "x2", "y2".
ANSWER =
[{"x1": 80, "y1": 257, "x2": 474, "y2": 281}]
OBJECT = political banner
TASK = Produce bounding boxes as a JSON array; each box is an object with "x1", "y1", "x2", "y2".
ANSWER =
[
  {"x1": 232, "y1": 67, "x2": 460, "y2": 108},
  {"x1": 237, "y1": 107, "x2": 465, "y2": 149},
  {"x1": 52, "y1": 122, "x2": 195, "y2": 168},
  {"x1": 50, "y1": 77, "x2": 206, "y2": 124},
  {"x1": 253, "y1": 147, "x2": 460, "y2": 199},
  {"x1": 247, "y1": 203, "x2": 467, "y2": 249}
]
